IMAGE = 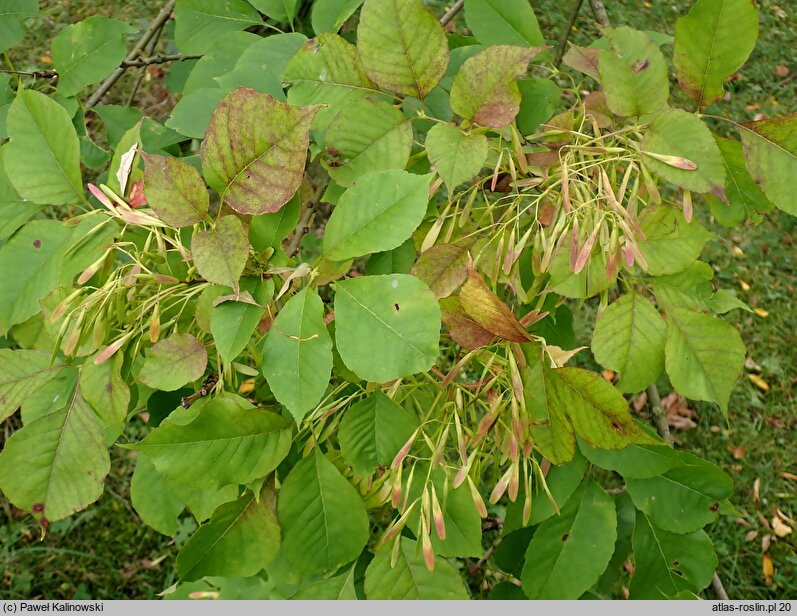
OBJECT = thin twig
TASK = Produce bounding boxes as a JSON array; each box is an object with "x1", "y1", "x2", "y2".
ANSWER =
[
  {"x1": 647, "y1": 384, "x2": 673, "y2": 444},
  {"x1": 554, "y1": 0, "x2": 586, "y2": 68},
  {"x1": 440, "y1": 0, "x2": 465, "y2": 27},
  {"x1": 126, "y1": 21, "x2": 166, "y2": 107},
  {"x1": 712, "y1": 572, "x2": 730, "y2": 600},
  {"x1": 0, "y1": 68, "x2": 57, "y2": 80},
  {"x1": 588, "y1": 0, "x2": 611, "y2": 28},
  {"x1": 86, "y1": 0, "x2": 177, "y2": 108},
  {"x1": 122, "y1": 53, "x2": 201, "y2": 68},
  {"x1": 286, "y1": 180, "x2": 329, "y2": 257}
]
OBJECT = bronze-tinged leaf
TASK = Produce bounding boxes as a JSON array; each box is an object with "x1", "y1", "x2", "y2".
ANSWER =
[
  {"x1": 449, "y1": 46, "x2": 541, "y2": 128},
  {"x1": 562, "y1": 45, "x2": 600, "y2": 81},
  {"x1": 357, "y1": 0, "x2": 448, "y2": 99},
  {"x1": 192, "y1": 215, "x2": 249, "y2": 288},
  {"x1": 200, "y1": 88, "x2": 321, "y2": 215},
  {"x1": 142, "y1": 153, "x2": 209, "y2": 227},
  {"x1": 410, "y1": 244, "x2": 469, "y2": 299},
  {"x1": 459, "y1": 269, "x2": 532, "y2": 342},
  {"x1": 440, "y1": 296, "x2": 494, "y2": 350}
]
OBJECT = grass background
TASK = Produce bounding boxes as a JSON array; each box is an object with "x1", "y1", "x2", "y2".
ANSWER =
[{"x1": 1, "y1": 0, "x2": 795, "y2": 600}]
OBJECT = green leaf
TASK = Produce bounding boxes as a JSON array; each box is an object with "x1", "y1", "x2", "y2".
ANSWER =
[
  {"x1": 0, "y1": 0, "x2": 38, "y2": 51},
  {"x1": 517, "y1": 78, "x2": 560, "y2": 135},
  {"x1": 739, "y1": 113, "x2": 797, "y2": 216},
  {"x1": 425, "y1": 123, "x2": 487, "y2": 191},
  {"x1": 334, "y1": 274, "x2": 441, "y2": 383},
  {"x1": 174, "y1": 0, "x2": 262, "y2": 55},
  {"x1": 579, "y1": 438, "x2": 683, "y2": 480},
  {"x1": 706, "y1": 137, "x2": 774, "y2": 227},
  {"x1": 364, "y1": 537, "x2": 469, "y2": 599},
  {"x1": 215, "y1": 33, "x2": 307, "y2": 98},
  {"x1": 598, "y1": 27, "x2": 669, "y2": 118},
  {"x1": 521, "y1": 481, "x2": 616, "y2": 599},
  {"x1": 250, "y1": 194, "x2": 300, "y2": 252},
  {"x1": 450, "y1": 45, "x2": 537, "y2": 128},
  {"x1": 130, "y1": 455, "x2": 184, "y2": 536},
  {"x1": 649, "y1": 261, "x2": 715, "y2": 311},
  {"x1": 278, "y1": 449, "x2": 369, "y2": 575},
  {"x1": 80, "y1": 353, "x2": 130, "y2": 444},
  {"x1": 261, "y1": 287, "x2": 333, "y2": 424},
  {"x1": 325, "y1": 98, "x2": 413, "y2": 187},
  {"x1": 192, "y1": 215, "x2": 248, "y2": 288},
  {"x1": 138, "y1": 333, "x2": 208, "y2": 392},
  {"x1": 410, "y1": 243, "x2": 468, "y2": 299},
  {"x1": 201, "y1": 88, "x2": 320, "y2": 215},
  {"x1": 464, "y1": 0, "x2": 544, "y2": 48},
  {"x1": 4, "y1": 90, "x2": 83, "y2": 205},
  {"x1": 177, "y1": 484, "x2": 280, "y2": 581},
  {"x1": 142, "y1": 153, "x2": 209, "y2": 227},
  {"x1": 172, "y1": 481, "x2": 239, "y2": 524},
  {"x1": 183, "y1": 32, "x2": 261, "y2": 96},
  {"x1": 0, "y1": 221, "x2": 74, "y2": 334},
  {"x1": 249, "y1": 0, "x2": 299, "y2": 23},
  {"x1": 211, "y1": 277, "x2": 272, "y2": 365},
  {"x1": 637, "y1": 206, "x2": 714, "y2": 276},
  {"x1": 664, "y1": 307, "x2": 745, "y2": 414},
  {"x1": 323, "y1": 170, "x2": 430, "y2": 261},
  {"x1": 165, "y1": 88, "x2": 226, "y2": 140},
  {"x1": 292, "y1": 566, "x2": 357, "y2": 599},
  {"x1": 51, "y1": 16, "x2": 135, "y2": 97},
  {"x1": 338, "y1": 390, "x2": 417, "y2": 475},
  {"x1": 284, "y1": 34, "x2": 376, "y2": 110},
  {"x1": 630, "y1": 511, "x2": 717, "y2": 599},
  {"x1": 129, "y1": 396, "x2": 291, "y2": 488},
  {"x1": 357, "y1": 0, "x2": 448, "y2": 99},
  {"x1": 0, "y1": 146, "x2": 42, "y2": 240},
  {"x1": 591, "y1": 292, "x2": 667, "y2": 393},
  {"x1": 0, "y1": 383, "x2": 109, "y2": 521},
  {"x1": 311, "y1": 0, "x2": 364, "y2": 34},
  {"x1": 641, "y1": 109, "x2": 725, "y2": 194},
  {"x1": 365, "y1": 239, "x2": 417, "y2": 276},
  {"x1": 21, "y1": 368, "x2": 77, "y2": 425},
  {"x1": 673, "y1": 0, "x2": 758, "y2": 106},
  {"x1": 0, "y1": 350, "x2": 64, "y2": 422},
  {"x1": 626, "y1": 452, "x2": 733, "y2": 533},
  {"x1": 521, "y1": 344, "x2": 659, "y2": 465}
]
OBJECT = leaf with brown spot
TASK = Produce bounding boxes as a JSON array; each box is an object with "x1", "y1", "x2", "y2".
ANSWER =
[
  {"x1": 142, "y1": 153, "x2": 209, "y2": 227},
  {"x1": 201, "y1": 88, "x2": 321, "y2": 215},
  {"x1": 192, "y1": 215, "x2": 249, "y2": 289},
  {"x1": 562, "y1": 45, "x2": 600, "y2": 81},
  {"x1": 450, "y1": 46, "x2": 541, "y2": 128},
  {"x1": 411, "y1": 244, "x2": 469, "y2": 299},
  {"x1": 459, "y1": 268, "x2": 531, "y2": 342}
]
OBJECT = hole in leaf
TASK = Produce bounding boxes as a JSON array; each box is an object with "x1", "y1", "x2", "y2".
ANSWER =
[
  {"x1": 561, "y1": 533, "x2": 569, "y2": 542},
  {"x1": 33, "y1": 239, "x2": 41, "y2": 249},
  {"x1": 710, "y1": 502, "x2": 720, "y2": 512},
  {"x1": 393, "y1": 303, "x2": 400, "y2": 312},
  {"x1": 632, "y1": 59, "x2": 649, "y2": 73}
]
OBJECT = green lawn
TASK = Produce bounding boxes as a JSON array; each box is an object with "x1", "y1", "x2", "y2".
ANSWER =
[{"x1": 2, "y1": 0, "x2": 795, "y2": 600}]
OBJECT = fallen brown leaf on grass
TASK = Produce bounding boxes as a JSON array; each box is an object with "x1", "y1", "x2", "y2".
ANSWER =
[
  {"x1": 747, "y1": 373, "x2": 770, "y2": 391},
  {"x1": 661, "y1": 391, "x2": 699, "y2": 430},
  {"x1": 745, "y1": 530, "x2": 758, "y2": 542},
  {"x1": 779, "y1": 472, "x2": 797, "y2": 481},
  {"x1": 774, "y1": 507, "x2": 796, "y2": 527},
  {"x1": 762, "y1": 533, "x2": 772, "y2": 552},
  {"x1": 732, "y1": 445, "x2": 747, "y2": 459},
  {"x1": 753, "y1": 478, "x2": 761, "y2": 504},
  {"x1": 775, "y1": 65, "x2": 790, "y2": 78}
]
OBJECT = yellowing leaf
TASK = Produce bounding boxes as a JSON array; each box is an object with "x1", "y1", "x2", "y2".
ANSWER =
[
  {"x1": 753, "y1": 307, "x2": 769, "y2": 318},
  {"x1": 747, "y1": 373, "x2": 769, "y2": 391},
  {"x1": 762, "y1": 553, "x2": 774, "y2": 585},
  {"x1": 772, "y1": 517, "x2": 792, "y2": 538}
]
